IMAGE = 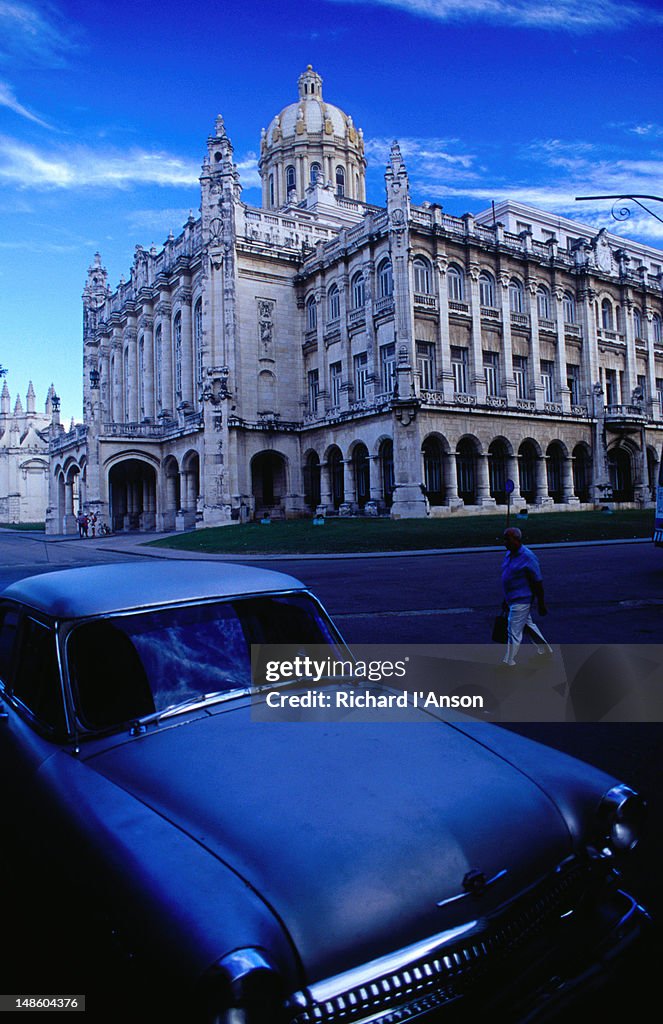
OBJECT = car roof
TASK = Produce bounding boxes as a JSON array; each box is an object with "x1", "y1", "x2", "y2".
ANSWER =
[{"x1": 1, "y1": 561, "x2": 307, "y2": 619}]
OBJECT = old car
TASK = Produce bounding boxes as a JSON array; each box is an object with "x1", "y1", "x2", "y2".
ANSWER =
[{"x1": 0, "y1": 561, "x2": 652, "y2": 1022}]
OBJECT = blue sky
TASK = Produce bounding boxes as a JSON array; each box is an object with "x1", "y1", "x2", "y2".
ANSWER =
[{"x1": 1, "y1": 0, "x2": 662, "y2": 421}]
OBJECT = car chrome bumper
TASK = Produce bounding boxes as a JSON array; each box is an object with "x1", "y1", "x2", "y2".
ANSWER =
[{"x1": 286, "y1": 875, "x2": 653, "y2": 1024}]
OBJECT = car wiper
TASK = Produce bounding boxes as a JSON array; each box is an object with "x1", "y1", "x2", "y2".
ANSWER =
[{"x1": 131, "y1": 688, "x2": 251, "y2": 731}]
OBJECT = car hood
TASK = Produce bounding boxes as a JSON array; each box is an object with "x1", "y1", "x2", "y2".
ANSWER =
[{"x1": 86, "y1": 706, "x2": 573, "y2": 984}]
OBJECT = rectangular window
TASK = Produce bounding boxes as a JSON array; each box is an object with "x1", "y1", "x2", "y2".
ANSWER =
[
  {"x1": 656, "y1": 378, "x2": 663, "y2": 416},
  {"x1": 329, "y1": 361, "x2": 342, "y2": 408},
  {"x1": 516, "y1": 221, "x2": 532, "y2": 234},
  {"x1": 513, "y1": 355, "x2": 528, "y2": 400},
  {"x1": 354, "y1": 352, "x2": 368, "y2": 401},
  {"x1": 450, "y1": 346, "x2": 468, "y2": 394},
  {"x1": 380, "y1": 343, "x2": 396, "y2": 395},
  {"x1": 541, "y1": 360, "x2": 555, "y2": 403},
  {"x1": 483, "y1": 352, "x2": 499, "y2": 396},
  {"x1": 637, "y1": 374, "x2": 647, "y2": 397},
  {"x1": 605, "y1": 369, "x2": 618, "y2": 406},
  {"x1": 416, "y1": 341, "x2": 436, "y2": 391},
  {"x1": 567, "y1": 364, "x2": 580, "y2": 405},
  {"x1": 307, "y1": 369, "x2": 319, "y2": 414}
]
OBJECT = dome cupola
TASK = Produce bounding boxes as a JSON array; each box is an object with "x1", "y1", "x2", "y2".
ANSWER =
[{"x1": 258, "y1": 66, "x2": 366, "y2": 209}]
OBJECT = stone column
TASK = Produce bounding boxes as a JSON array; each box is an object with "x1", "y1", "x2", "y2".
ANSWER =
[
  {"x1": 645, "y1": 311, "x2": 659, "y2": 419},
  {"x1": 368, "y1": 454, "x2": 380, "y2": 502},
  {"x1": 157, "y1": 300, "x2": 173, "y2": 417},
  {"x1": 342, "y1": 459, "x2": 352, "y2": 507},
  {"x1": 111, "y1": 338, "x2": 122, "y2": 423},
  {"x1": 319, "y1": 460, "x2": 332, "y2": 511},
  {"x1": 444, "y1": 451, "x2": 462, "y2": 507},
  {"x1": 507, "y1": 454, "x2": 524, "y2": 502},
  {"x1": 179, "y1": 293, "x2": 194, "y2": 407},
  {"x1": 468, "y1": 264, "x2": 487, "y2": 404},
  {"x1": 577, "y1": 285, "x2": 600, "y2": 397},
  {"x1": 125, "y1": 326, "x2": 138, "y2": 422},
  {"x1": 498, "y1": 273, "x2": 517, "y2": 406},
  {"x1": 535, "y1": 456, "x2": 553, "y2": 506},
  {"x1": 435, "y1": 255, "x2": 455, "y2": 401},
  {"x1": 562, "y1": 456, "x2": 579, "y2": 504},
  {"x1": 553, "y1": 287, "x2": 571, "y2": 414},
  {"x1": 476, "y1": 453, "x2": 496, "y2": 506},
  {"x1": 526, "y1": 282, "x2": 544, "y2": 410},
  {"x1": 140, "y1": 316, "x2": 155, "y2": 419}
]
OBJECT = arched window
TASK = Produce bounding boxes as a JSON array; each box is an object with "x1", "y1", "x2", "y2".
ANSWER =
[
  {"x1": 327, "y1": 284, "x2": 340, "y2": 321},
  {"x1": 328, "y1": 447, "x2": 344, "y2": 508},
  {"x1": 563, "y1": 291, "x2": 575, "y2": 324},
  {"x1": 269, "y1": 174, "x2": 275, "y2": 206},
  {"x1": 479, "y1": 272, "x2": 495, "y2": 308},
  {"x1": 653, "y1": 314, "x2": 662, "y2": 343},
  {"x1": 601, "y1": 299, "x2": 614, "y2": 330},
  {"x1": 304, "y1": 452, "x2": 321, "y2": 509},
  {"x1": 447, "y1": 264, "x2": 465, "y2": 302},
  {"x1": 335, "y1": 166, "x2": 345, "y2": 196},
  {"x1": 306, "y1": 294, "x2": 317, "y2": 330},
  {"x1": 633, "y1": 307, "x2": 642, "y2": 339},
  {"x1": 378, "y1": 258, "x2": 393, "y2": 298},
  {"x1": 413, "y1": 256, "x2": 432, "y2": 295},
  {"x1": 194, "y1": 298, "x2": 203, "y2": 388},
  {"x1": 286, "y1": 165, "x2": 296, "y2": 194},
  {"x1": 351, "y1": 271, "x2": 365, "y2": 309},
  {"x1": 536, "y1": 286, "x2": 550, "y2": 319},
  {"x1": 509, "y1": 278, "x2": 524, "y2": 313},
  {"x1": 174, "y1": 311, "x2": 182, "y2": 399},
  {"x1": 422, "y1": 437, "x2": 445, "y2": 506},
  {"x1": 109, "y1": 355, "x2": 115, "y2": 420},
  {"x1": 310, "y1": 162, "x2": 321, "y2": 183},
  {"x1": 154, "y1": 324, "x2": 162, "y2": 410}
]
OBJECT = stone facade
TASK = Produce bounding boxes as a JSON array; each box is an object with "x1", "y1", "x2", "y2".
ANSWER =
[
  {"x1": 1, "y1": 382, "x2": 55, "y2": 524},
  {"x1": 48, "y1": 68, "x2": 663, "y2": 534}
]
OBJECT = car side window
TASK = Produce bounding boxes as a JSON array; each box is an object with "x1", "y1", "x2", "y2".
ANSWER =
[
  {"x1": 0, "y1": 604, "x2": 20, "y2": 690},
  {"x1": 12, "y1": 616, "x2": 66, "y2": 733}
]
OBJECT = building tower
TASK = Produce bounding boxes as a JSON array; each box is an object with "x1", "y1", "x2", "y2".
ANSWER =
[{"x1": 258, "y1": 65, "x2": 367, "y2": 209}]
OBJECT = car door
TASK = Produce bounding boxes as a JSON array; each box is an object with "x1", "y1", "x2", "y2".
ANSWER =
[{"x1": 0, "y1": 602, "x2": 68, "y2": 824}]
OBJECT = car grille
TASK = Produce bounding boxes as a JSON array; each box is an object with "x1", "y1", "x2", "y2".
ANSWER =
[{"x1": 287, "y1": 859, "x2": 587, "y2": 1024}]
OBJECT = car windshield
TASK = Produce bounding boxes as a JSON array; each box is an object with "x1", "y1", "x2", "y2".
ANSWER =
[{"x1": 67, "y1": 593, "x2": 338, "y2": 731}]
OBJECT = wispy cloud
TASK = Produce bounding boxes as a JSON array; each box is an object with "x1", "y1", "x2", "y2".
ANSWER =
[
  {"x1": 365, "y1": 131, "x2": 663, "y2": 244},
  {"x1": 0, "y1": 136, "x2": 201, "y2": 189},
  {"x1": 0, "y1": 0, "x2": 78, "y2": 68},
  {"x1": 0, "y1": 136, "x2": 262, "y2": 192},
  {"x1": 0, "y1": 79, "x2": 51, "y2": 126},
  {"x1": 327, "y1": 0, "x2": 663, "y2": 32}
]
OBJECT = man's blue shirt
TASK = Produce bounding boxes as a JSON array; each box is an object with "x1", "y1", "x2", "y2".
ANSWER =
[{"x1": 501, "y1": 545, "x2": 542, "y2": 604}]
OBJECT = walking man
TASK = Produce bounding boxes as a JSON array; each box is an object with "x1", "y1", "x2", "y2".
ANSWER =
[{"x1": 501, "y1": 527, "x2": 552, "y2": 666}]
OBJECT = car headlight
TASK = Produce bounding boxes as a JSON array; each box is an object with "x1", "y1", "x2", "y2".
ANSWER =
[
  {"x1": 197, "y1": 948, "x2": 285, "y2": 1024},
  {"x1": 598, "y1": 784, "x2": 646, "y2": 854}
]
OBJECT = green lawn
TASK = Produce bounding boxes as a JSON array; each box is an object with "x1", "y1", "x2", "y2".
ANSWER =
[
  {"x1": 147, "y1": 509, "x2": 655, "y2": 555},
  {"x1": 0, "y1": 521, "x2": 46, "y2": 532}
]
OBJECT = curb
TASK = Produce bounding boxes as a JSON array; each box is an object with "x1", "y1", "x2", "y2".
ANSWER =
[{"x1": 100, "y1": 535, "x2": 653, "y2": 562}]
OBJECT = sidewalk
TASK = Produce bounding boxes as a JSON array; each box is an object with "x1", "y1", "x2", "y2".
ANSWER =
[{"x1": 2, "y1": 525, "x2": 652, "y2": 561}]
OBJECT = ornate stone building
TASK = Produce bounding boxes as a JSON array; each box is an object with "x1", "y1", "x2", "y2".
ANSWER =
[
  {"x1": 48, "y1": 66, "x2": 663, "y2": 533},
  {"x1": 1, "y1": 381, "x2": 56, "y2": 524}
]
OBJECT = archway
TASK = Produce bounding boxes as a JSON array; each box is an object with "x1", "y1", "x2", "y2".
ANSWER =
[
  {"x1": 109, "y1": 459, "x2": 158, "y2": 531},
  {"x1": 546, "y1": 442, "x2": 565, "y2": 503},
  {"x1": 456, "y1": 437, "x2": 478, "y2": 505},
  {"x1": 422, "y1": 436, "x2": 445, "y2": 506},
  {"x1": 379, "y1": 439, "x2": 394, "y2": 508},
  {"x1": 251, "y1": 451, "x2": 287, "y2": 515},
  {"x1": 327, "y1": 446, "x2": 344, "y2": 509},
  {"x1": 608, "y1": 445, "x2": 634, "y2": 501},
  {"x1": 352, "y1": 443, "x2": 370, "y2": 508},
  {"x1": 488, "y1": 438, "x2": 509, "y2": 504},
  {"x1": 518, "y1": 440, "x2": 538, "y2": 504},
  {"x1": 572, "y1": 444, "x2": 592, "y2": 502},
  {"x1": 303, "y1": 451, "x2": 321, "y2": 510}
]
